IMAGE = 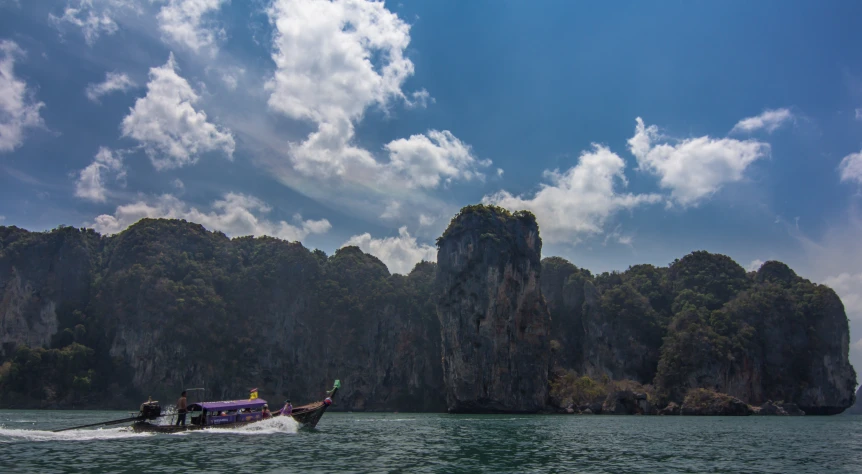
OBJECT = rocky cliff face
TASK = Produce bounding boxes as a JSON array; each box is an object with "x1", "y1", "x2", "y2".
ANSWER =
[
  {"x1": 0, "y1": 220, "x2": 444, "y2": 411},
  {"x1": 1, "y1": 217, "x2": 857, "y2": 415},
  {"x1": 541, "y1": 260, "x2": 666, "y2": 385},
  {"x1": 0, "y1": 226, "x2": 98, "y2": 358},
  {"x1": 544, "y1": 252, "x2": 857, "y2": 414},
  {"x1": 542, "y1": 257, "x2": 588, "y2": 371},
  {"x1": 436, "y1": 205, "x2": 551, "y2": 413}
]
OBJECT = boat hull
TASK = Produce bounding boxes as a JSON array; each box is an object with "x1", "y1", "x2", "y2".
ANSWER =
[
  {"x1": 273, "y1": 401, "x2": 330, "y2": 429},
  {"x1": 131, "y1": 420, "x2": 250, "y2": 433},
  {"x1": 131, "y1": 403, "x2": 331, "y2": 433}
]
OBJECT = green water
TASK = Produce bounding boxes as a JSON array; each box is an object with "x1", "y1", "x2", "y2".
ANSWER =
[{"x1": 2, "y1": 410, "x2": 862, "y2": 473}]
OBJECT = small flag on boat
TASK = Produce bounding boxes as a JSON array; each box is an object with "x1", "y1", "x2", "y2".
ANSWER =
[{"x1": 249, "y1": 388, "x2": 258, "y2": 400}]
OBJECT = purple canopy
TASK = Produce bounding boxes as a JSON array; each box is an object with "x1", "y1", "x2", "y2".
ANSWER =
[{"x1": 189, "y1": 399, "x2": 268, "y2": 411}]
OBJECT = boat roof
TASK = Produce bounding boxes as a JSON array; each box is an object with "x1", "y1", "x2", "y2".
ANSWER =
[{"x1": 190, "y1": 399, "x2": 268, "y2": 411}]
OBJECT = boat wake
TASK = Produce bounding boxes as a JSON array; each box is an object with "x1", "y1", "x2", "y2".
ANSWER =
[
  {"x1": 0, "y1": 426, "x2": 152, "y2": 442},
  {"x1": 199, "y1": 416, "x2": 299, "y2": 435}
]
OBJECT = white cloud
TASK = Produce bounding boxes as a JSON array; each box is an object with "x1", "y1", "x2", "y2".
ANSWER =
[
  {"x1": 0, "y1": 41, "x2": 44, "y2": 153},
  {"x1": 343, "y1": 226, "x2": 436, "y2": 274},
  {"x1": 219, "y1": 66, "x2": 244, "y2": 90},
  {"x1": 86, "y1": 71, "x2": 135, "y2": 102},
  {"x1": 418, "y1": 214, "x2": 434, "y2": 227},
  {"x1": 628, "y1": 117, "x2": 770, "y2": 207},
  {"x1": 823, "y1": 273, "x2": 862, "y2": 321},
  {"x1": 602, "y1": 225, "x2": 634, "y2": 247},
  {"x1": 379, "y1": 200, "x2": 401, "y2": 220},
  {"x1": 384, "y1": 130, "x2": 490, "y2": 189},
  {"x1": 483, "y1": 144, "x2": 662, "y2": 244},
  {"x1": 266, "y1": 0, "x2": 468, "y2": 187},
  {"x1": 853, "y1": 338, "x2": 862, "y2": 353},
  {"x1": 0, "y1": 215, "x2": 5, "y2": 223},
  {"x1": 88, "y1": 192, "x2": 331, "y2": 241},
  {"x1": 730, "y1": 108, "x2": 794, "y2": 134},
  {"x1": 855, "y1": 108, "x2": 861, "y2": 121},
  {"x1": 839, "y1": 151, "x2": 862, "y2": 185},
  {"x1": 266, "y1": 0, "x2": 413, "y2": 126},
  {"x1": 74, "y1": 147, "x2": 125, "y2": 202},
  {"x1": 172, "y1": 178, "x2": 184, "y2": 189},
  {"x1": 121, "y1": 53, "x2": 235, "y2": 170},
  {"x1": 156, "y1": 0, "x2": 229, "y2": 56},
  {"x1": 406, "y1": 89, "x2": 432, "y2": 109},
  {"x1": 49, "y1": 0, "x2": 120, "y2": 46},
  {"x1": 747, "y1": 259, "x2": 764, "y2": 272}
]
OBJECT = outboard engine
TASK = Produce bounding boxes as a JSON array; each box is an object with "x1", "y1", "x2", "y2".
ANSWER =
[{"x1": 138, "y1": 400, "x2": 162, "y2": 420}]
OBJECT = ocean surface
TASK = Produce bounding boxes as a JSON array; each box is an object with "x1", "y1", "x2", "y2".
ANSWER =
[{"x1": 2, "y1": 410, "x2": 862, "y2": 473}]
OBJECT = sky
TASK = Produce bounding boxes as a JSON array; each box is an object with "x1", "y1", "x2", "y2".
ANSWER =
[{"x1": 1, "y1": 1, "x2": 862, "y2": 370}]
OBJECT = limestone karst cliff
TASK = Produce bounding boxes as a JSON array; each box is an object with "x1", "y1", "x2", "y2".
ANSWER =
[
  {"x1": 0, "y1": 220, "x2": 444, "y2": 411},
  {"x1": 0, "y1": 209, "x2": 857, "y2": 415},
  {"x1": 435, "y1": 205, "x2": 551, "y2": 413},
  {"x1": 541, "y1": 253, "x2": 857, "y2": 414},
  {"x1": 0, "y1": 226, "x2": 99, "y2": 358}
]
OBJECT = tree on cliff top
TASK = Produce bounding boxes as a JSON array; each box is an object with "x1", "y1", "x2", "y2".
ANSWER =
[{"x1": 436, "y1": 204, "x2": 536, "y2": 246}]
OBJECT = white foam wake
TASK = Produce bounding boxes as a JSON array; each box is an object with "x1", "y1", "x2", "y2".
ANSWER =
[
  {"x1": 200, "y1": 416, "x2": 299, "y2": 435},
  {"x1": 0, "y1": 426, "x2": 153, "y2": 442}
]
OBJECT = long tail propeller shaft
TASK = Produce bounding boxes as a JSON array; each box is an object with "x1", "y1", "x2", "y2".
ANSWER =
[{"x1": 52, "y1": 415, "x2": 150, "y2": 433}]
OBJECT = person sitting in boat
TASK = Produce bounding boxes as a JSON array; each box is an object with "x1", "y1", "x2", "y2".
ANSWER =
[
  {"x1": 281, "y1": 400, "x2": 293, "y2": 416},
  {"x1": 175, "y1": 391, "x2": 188, "y2": 426},
  {"x1": 262, "y1": 405, "x2": 272, "y2": 419},
  {"x1": 324, "y1": 397, "x2": 332, "y2": 406}
]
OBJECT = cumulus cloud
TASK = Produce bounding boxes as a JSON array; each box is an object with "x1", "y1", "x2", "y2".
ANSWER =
[
  {"x1": 121, "y1": 53, "x2": 235, "y2": 170},
  {"x1": 88, "y1": 192, "x2": 331, "y2": 241},
  {"x1": 266, "y1": 0, "x2": 413, "y2": 126},
  {"x1": 49, "y1": 0, "x2": 121, "y2": 45},
  {"x1": 74, "y1": 147, "x2": 126, "y2": 202},
  {"x1": 856, "y1": 108, "x2": 861, "y2": 121},
  {"x1": 385, "y1": 130, "x2": 490, "y2": 188},
  {"x1": 483, "y1": 144, "x2": 662, "y2": 244},
  {"x1": 86, "y1": 71, "x2": 135, "y2": 102},
  {"x1": 156, "y1": 0, "x2": 228, "y2": 56},
  {"x1": 839, "y1": 151, "x2": 862, "y2": 185},
  {"x1": 628, "y1": 117, "x2": 770, "y2": 207},
  {"x1": 730, "y1": 108, "x2": 794, "y2": 134},
  {"x1": 343, "y1": 226, "x2": 436, "y2": 275},
  {"x1": 0, "y1": 40, "x2": 44, "y2": 153},
  {"x1": 264, "y1": 0, "x2": 477, "y2": 190}
]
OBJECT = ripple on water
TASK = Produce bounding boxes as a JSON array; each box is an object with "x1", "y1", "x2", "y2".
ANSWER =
[{"x1": 2, "y1": 411, "x2": 862, "y2": 473}]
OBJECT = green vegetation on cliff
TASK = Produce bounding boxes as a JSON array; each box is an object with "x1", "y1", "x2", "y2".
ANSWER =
[
  {"x1": 0, "y1": 219, "x2": 443, "y2": 410},
  {"x1": 543, "y1": 252, "x2": 857, "y2": 413},
  {"x1": 0, "y1": 215, "x2": 856, "y2": 414}
]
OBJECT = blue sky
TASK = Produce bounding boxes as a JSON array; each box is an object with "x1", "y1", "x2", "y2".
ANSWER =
[{"x1": 2, "y1": 1, "x2": 862, "y2": 368}]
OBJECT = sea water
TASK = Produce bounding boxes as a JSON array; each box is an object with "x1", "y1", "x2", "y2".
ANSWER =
[{"x1": 2, "y1": 410, "x2": 862, "y2": 473}]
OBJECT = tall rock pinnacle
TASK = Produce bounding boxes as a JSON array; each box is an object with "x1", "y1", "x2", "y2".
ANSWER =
[{"x1": 435, "y1": 205, "x2": 551, "y2": 413}]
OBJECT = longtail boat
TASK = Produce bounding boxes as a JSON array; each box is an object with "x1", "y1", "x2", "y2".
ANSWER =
[{"x1": 52, "y1": 380, "x2": 341, "y2": 434}]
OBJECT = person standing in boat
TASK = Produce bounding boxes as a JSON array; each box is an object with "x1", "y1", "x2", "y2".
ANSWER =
[
  {"x1": 175, "y1": 391, "x2": 188, "y2": 426},
  {"x1": 281, "y1": 400, "x2": 293, "y2": 416},
  {"x1": 262, "y1": 404, "x2": 272, "y2": 419}
]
